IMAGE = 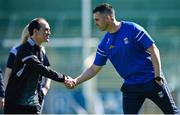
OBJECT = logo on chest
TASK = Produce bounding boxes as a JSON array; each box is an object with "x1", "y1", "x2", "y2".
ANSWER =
[
  {"x1": 107, "y1": 38, "x2": 116, "y2": 50},
  {"x1": 109, "y1": 45, "x2": 115, "y2": 49}
]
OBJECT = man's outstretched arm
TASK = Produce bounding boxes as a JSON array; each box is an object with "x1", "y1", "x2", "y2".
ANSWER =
[
  {"x1": 75, "y1": 64, "x2": 102, "y2": 85},
  {"x1": 65, "y1": 64, "x2": 102, "y2": 89}
]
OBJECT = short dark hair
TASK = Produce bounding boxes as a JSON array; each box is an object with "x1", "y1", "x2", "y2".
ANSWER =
[
  {"x1": 28, "y1": 17, "x2": 46, "y2": 36},
  {"x1": 93, "y1": 3, "x2": 114, "y2": 16}
]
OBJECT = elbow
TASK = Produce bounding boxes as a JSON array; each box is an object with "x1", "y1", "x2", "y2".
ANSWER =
[
  {"x1": 154, "y1": 46, "x2": 160, "y2": 55},
  {"x1": 45, "y1": 85, "x2": 50, "y2": 90},
  {"x1": 91, "y1": 64, "x2": 102, "y2": 74},
  {"x1": 147, "y1": 44, "x2": 160, "y2": 55}
]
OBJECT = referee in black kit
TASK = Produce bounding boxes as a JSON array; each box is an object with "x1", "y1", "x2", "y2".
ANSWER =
[{"x1": 4, "y1": 17, "x2": 74, "y2": 114}]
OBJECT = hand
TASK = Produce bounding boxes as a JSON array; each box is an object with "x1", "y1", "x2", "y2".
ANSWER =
[
  {"x1": 155, "y1": 80, "x2": 163, "y2": 86},
  {"x1": 41, "y1": 87, "x2": 49, "y2": 96},
  {"x1": 0, "y1": 97, "x2": 4, "y2": 108},
  {"x1": 154, "y1": 76, "x2": 164, "y2": 86},
  {"x1": 64, "y1": 76, "x2": 76, "y2": 89}
]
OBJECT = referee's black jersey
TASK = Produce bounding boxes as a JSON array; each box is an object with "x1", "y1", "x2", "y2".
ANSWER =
[
  {"x1": 5, "y1": 38, "x2": 64, "y2": 106},
  {"x1": 6, "y1": 43, "x2": 50, "y2": 96}
]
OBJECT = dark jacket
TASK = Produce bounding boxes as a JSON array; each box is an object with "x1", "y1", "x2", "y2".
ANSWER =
[{"x1": 5, "y1": 38, "x2": 65, "y2": 106}]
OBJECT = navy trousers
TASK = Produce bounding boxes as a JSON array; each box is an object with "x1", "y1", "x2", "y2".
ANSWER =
[
  {"x1": 4, "y1": 102, "x2": 41, "y2": 114},
  {"x1": 121, "y1": 79, "x2": 179, "y2": 114}
]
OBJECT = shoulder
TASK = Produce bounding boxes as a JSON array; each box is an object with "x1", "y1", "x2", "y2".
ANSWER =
[
  {"x1": 21, "y1": 42, "x2": 32, "y2": 50},
  {"x1": 125, "y1": 21, "x2": 144, "y2": 30},
  {"x1": 122, "y1": 21, "x2": 137, "y2": 28},
  {"x1": 15, "y1": 42, "x2": 32, "y2": 56},
  {"x1": 10, "y1": 44, "x2": 21, "y2": 55},
  {"x1": 122, "y1": 21, "x2": 147, "y2": 34}
]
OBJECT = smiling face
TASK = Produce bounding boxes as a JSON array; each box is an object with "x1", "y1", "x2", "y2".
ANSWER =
[
  {"x1": 36, "y1": 20, "x2": 51, "y2": 43},
  {"x1": 29, "y1": 18, "x2": 51, "y2": 45}
]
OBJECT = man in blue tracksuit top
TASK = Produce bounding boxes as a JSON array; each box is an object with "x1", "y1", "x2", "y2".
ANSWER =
[{"x1": 65, "y1": 3, "x2": 179, "y2": 114}]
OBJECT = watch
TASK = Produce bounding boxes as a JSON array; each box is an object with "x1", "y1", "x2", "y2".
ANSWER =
[{"x1": 154, "y1": 76, "x2": 163, "y2": 81}]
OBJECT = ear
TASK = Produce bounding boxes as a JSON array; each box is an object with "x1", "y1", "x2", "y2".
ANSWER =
[
  {"x1": 33, "y1": 29, "x2": 38, "y2": 35},
  {"x1": 105, "y1": 15, "x2": 112, "y2": 22}
]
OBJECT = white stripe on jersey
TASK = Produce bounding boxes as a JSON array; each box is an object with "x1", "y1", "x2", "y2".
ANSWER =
[
  {"x1": 22, "y1": 55, "x2": 37, "y2": 62},
  {"x1": 16, "y1": 64, "x2": 26, "y2": 77},
  {"x1": 97, "y1": 48, "x2": 105, "y2": 53},
  {"x1": 97, "y1": 52, "x2": 107, "y2": 57},
  {"x1": 136, "y1": 31, "x2": 142, "y2": 38},
  {"x1": 137, "y1": 33, "x2": 145, "y2": 41}
]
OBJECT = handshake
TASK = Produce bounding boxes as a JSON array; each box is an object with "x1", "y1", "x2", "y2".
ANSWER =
[{"x1": 64, "y1": 76, "x2": 76, "y2": 89}]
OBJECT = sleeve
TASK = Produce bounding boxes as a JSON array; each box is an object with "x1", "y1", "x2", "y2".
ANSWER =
[
  {"x1": 93, "y1": 36, "x2": 108, "y2": 66},
  {"x1": 134, "y1": 23, "x2": 155, "y2": 49},
  {"x1": 6, "y1": 52, "x2": 16, "y2": 68},
  {"x1": 21, "y1": 50, "x2": 65, "y2": 82},
  {"x1": 6, "y1": 46, "x2": 18, "y2": 68}
]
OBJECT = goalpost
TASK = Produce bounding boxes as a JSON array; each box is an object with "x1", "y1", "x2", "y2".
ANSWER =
[{"x1": 81, "y1": 0, "x2": 104, "y2": 114}]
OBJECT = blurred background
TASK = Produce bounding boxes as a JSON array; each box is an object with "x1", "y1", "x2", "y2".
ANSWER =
[{"x1": 0, "y1": 0, "x2": 180, "y2": 114}]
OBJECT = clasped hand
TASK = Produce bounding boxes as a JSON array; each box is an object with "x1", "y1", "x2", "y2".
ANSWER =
[{"x1": 64, "y1": 76, "x2": 76, "y2": 89}]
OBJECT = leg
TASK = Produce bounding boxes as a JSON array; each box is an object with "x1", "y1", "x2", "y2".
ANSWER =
[
  {"x1": 148, "y1": 80, "x2": 179, "y2": 114},
  {"x1": 122, "y1": 92, "x2": 145, "y2": 114},
  {"x1": 38, "y1": 90, "x2": 45, "y2": 113},
  {"x1": 121, "y1": 83, "x2": 146, "y2": 114}
]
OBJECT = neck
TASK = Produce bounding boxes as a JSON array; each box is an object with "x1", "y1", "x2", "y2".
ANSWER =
[
  {"x1": 108, "y1": 20, "x2": 121, "y2": 33},
  {"x1": 31, "y1": 37, "x2": 41, "y2": 46}
]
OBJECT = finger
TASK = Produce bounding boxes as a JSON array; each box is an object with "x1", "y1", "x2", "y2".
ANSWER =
[{"x1": 65, "y1": 82, "x2": 74, "y2": 89}]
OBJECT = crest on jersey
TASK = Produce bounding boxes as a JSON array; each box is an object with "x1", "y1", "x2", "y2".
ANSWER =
[{"x1": 124, "y1": 37, "x2": 129, "y2": 44}]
